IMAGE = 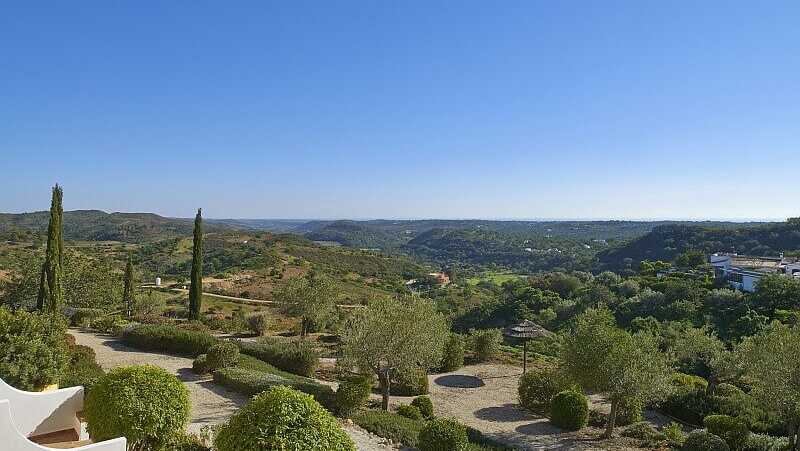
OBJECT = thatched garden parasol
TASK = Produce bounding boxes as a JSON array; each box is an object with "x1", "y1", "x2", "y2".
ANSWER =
[{"x1": 504, "y1": 320, "x2": 552, "y2": 374}]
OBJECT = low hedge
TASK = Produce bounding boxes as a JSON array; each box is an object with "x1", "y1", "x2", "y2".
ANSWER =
[
  {"x1": 352, "y1": 411, "x2": 424, "y2": 447},
  {"x1": 236, "y1": 337, "x2": 319, "y2": 377},
  {"x1": 397, "y1": 404, "x2": 424, "y2": 420},
  {"x1": 192, "y1": 355, "x2": 210, "y2": 375},
  {"x1": 122, "y1": 325, "x2": 218, "y2": 357},
  {"x1": 212, "y1": 367, "x2": 335, "y2": 410},
  {"x1": 419, "y1": 418, "x2": 468, "y2": 451}
]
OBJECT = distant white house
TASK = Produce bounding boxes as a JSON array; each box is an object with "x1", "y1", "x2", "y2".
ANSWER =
[{"x1": 710, "y1": 253, "x2": 800, "y2": 292}]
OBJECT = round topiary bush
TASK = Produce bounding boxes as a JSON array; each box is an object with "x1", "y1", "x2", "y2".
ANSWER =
[
  {"x1": 397, "y1": 404, "x2": 424, "y2": 420},
  {"x1": 206, "y1": 341, "x2": 239, "y2": 371},
  {"x1": 682, "y1": 429, "x2": 730, "y2": 451},
  {"x1": 550, "y1": 389, "x2": 589, "y2": 431},
  {"x1": 518, "y1": 366, "x2": 569, "y2": 414},
  {"x1": 703, "y1": 415, "x2": 749, "y2": 451},
  {"x1": 85, "y1": 365, "x2": 190, "y2": 448},
  {"x1": 335, "y1": 375, "x2": 372, "y2": 417},
  {"x1": 440, "y1": 334, "x2": 465, "y2": 372},
  {"x1": 412, "y1": 395, "x2": 435, "y2": 420},
  {"x1": 247, "y1": 312, "x2": 270, "y2": 336},
  {"x1": 192, "y1": 354, "x2": 210, "y2": 375},
  {"x1": 215, "y1": 385, "x2": 355, "y2": 451},
  {"x1": 418, "y1": 418, "x2": 468, "y2": 451}
]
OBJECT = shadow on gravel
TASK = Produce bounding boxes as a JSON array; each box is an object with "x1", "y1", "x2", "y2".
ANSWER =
[
  {"x1": 474, "y1": 404, "x2": 534, "y2": 422},
  {"x1": 434, "y1": 375, "x2": 485, "y2": 388}
]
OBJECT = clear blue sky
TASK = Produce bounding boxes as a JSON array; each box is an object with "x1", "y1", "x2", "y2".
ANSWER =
[{"x1": 2, "y1": 1, "x2": 798, "y2": 220}]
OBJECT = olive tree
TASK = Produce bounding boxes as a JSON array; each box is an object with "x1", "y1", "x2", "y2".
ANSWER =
[
  {"x1": 560, "y1": 308, "x2": 671, "y2": 437},
  {"x1": 278, "y1": 272, "x2": 338, "y2": 338},
  {"x1": 737, "y1": 322, "x2": 800, "y2": 450},
  {"x1": 339, "y1": 295, "x2": 448, "y2": 410}
]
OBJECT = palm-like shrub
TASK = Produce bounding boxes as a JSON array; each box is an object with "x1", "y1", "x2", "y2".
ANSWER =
[
  {"x1": 550, "y1": 389, "x2": 589, "y2": 431},
  {"x1": 85, "y1": 365, "x2": 190, "y2": 449},
  {"x1": 418, "y1": 418, "x2": 468, "y2": 451},
  {"x1": 215, "y1": 386, "x2": 355, "y2": 451}
]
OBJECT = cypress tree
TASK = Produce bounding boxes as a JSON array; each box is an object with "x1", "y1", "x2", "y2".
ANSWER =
[
  {"x1": 37, "y1": 184, "x2": 65, "y2": 313},
  {"x1": 123, "y1": 254, "x2": 136, "y2": 317},
  {"x1": 188, "y1": 208, "x2": 203, "y2": 320}
]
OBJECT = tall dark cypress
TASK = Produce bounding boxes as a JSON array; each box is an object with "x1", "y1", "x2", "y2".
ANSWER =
[
  {"x1": 37, "y1": 184, "x2": 65, "y2": 312},
  {"x1": 188, "y1": 208, "x2": 203, "y2": 320},
  {"x1": 122, "y1": 254, "x2": 136, "y2": 317}
]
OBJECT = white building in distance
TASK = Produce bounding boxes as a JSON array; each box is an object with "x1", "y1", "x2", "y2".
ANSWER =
[{"x1": 710, "y1": 253, "x2": 800, "y2": 292}]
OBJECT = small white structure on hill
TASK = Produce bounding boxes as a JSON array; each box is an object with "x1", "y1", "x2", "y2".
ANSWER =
[
  {"x1": 710, "y1": 253, "x2": 800, "y2": 292},
  {"x1": 155, "y1": 277, "x2": 161, "y2": 287}
]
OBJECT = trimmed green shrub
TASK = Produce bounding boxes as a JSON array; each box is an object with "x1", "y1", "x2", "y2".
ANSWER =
[
  {"x1": 465, "y1": 426, "x2": 515, "y2": 451},
  {"x1": 412, "y1": 395, "x2": 435, "y2": 420},
  {"x1": 392, "y1": 367, "x2": 429, "y2": 396},
  {"x1": 743, "y1": 433, "x2": 789, "y2": 451},
  {"x1": 419, "y1": 418, "x2": 469, "y2": 451},
  {"x1": 192, "y1": 354, "x2": 210, "y2": 375},
  {"x1": 704, "y1": 415, "x2": 749, "y2": 451},
  {"x1": 177, "y1": 321, "x2": 211, "y2": 333},
  {"x1": 664, "y1": 422, "x2": 686, "y2": 448},
  {"x1": 352, "y1": 410, "x2": 424, "y2": 447},
  {"x1": 61, "y1": 344, "x2": 104, "y2": 391},
  {"x1": 662, "y1": 386, "x2": 712, "y2": 425},
  {"x1": 0, "y1": 308, "x2": 69, "y2": 390},
  {"x1": 550, "y1": 389, "x2": 589, "y2": 431},
  {"x1": 214, "y1": 386, "x2": 355, "y2": 451},
  {"x1": 85, "y1": 365, "x2": 190, "y2": 449},
  {"x1": 441, "y1": 334, "x2": 465, "y2": 372},
  {"x1": 335, "y1": 376, "x2": 372, "y2": 417},
  {"x1": 206, "y1": 342, "x2": 239, "y2": 371},
  {"x1": 212, "y1": 367, "x2": 335, "y2": 410},
  {"x1": 673, "y1": 372, "x2": 709, "y2": 391},
  {"x1": 237, "y1": 337, "x2": 319, "y2": 377},
  {"x1": 397, "y1": 404, "x2": 424, "y2": 420},
  {"x1": 90, "y1": 316, "x2": 130, "y2": 334},
  {"x1": 518, "y1": 366, "x2": 569, "y2": 414},
  {"x1": 471, "y1": 329, "x2": 502, "y2": 363},
  {"x1": 246, "y1": 312, "x2": 269, "y2": 336},
  {"x1": 70, "y1": 308, "x2": 104, "y2": 327},
  {"x1": 715, "y1": 383, "x2": 745, "y2": 398},
  {"x1": 682, "y1": 430, "x2": 730, "y2": 451},
  {"x1": 122, "y1": 324, "x2": 217, "y2": 357},
  {"x1": 621, "y1": 422, "x2": 666, "y2": 447}
]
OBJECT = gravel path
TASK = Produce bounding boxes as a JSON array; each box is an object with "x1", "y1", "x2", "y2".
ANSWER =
[{"x1": 70, "y1": 330, "x2": 398, "y2": 450}]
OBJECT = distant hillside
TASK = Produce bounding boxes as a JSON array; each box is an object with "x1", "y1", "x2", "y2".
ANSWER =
[
  {"x1": 0, "y1": 210, "x2": 229, "y2": 243},
  {"x1": 598, "y1": 220, "x2": 800, "y2": 269},
  {"x1": 403, "y1": 228, "x2": 598, "y2": 272},
  {"x1": 304, "y1": 220, "x2": 407, "y2": 250}
]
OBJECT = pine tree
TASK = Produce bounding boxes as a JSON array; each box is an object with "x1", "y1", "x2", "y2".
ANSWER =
[
  {"x1": 123, "y1": 254, "x2": 136, "y2": 317},
  {"x1": 37, "y1": 184, "x2": 65, "y2": 313},
  {"x1": 188, "y1": 208, "x2": 203, "y2": 320}
]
